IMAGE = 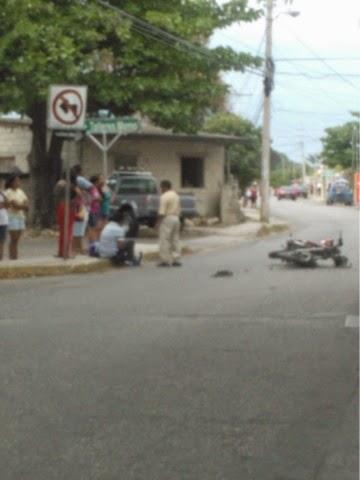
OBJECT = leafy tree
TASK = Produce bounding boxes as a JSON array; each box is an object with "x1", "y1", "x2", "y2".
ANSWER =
[
  {"x1": 320, "y1": 115, "x2": 359, "y2": 171},
  {"x1": 0, "y1": 0, "x2": 262, "y2": 226},
  {"x1": 203, "y1": 112, "x2": 298, "y2": 192},
  {"x1": 203, "y1": 112, "x2": 262, "y2": 192},
  {"x1": 270, "y1": 161, "x2": 302, "y2": 189}
]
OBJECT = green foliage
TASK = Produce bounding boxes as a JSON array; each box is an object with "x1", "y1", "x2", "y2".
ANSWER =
[
  {"x1": 0, "y1": 0, "x2": 262, "y2": 131},
  {"x1": 203, "y1": 112, "x2": 262, "y2": 191},
  {"x1": 203, "y1": 113, "x2": 302, "y2": 191},
  {"x1": 0, "y1": 0, "x2": 263, "y2": 226},
  {"x1": 270, "y1": 163, "x2": 302, "y2": 188},
  {"x1": 320, "y1": 120, "x2": 358, "y2": 170}
]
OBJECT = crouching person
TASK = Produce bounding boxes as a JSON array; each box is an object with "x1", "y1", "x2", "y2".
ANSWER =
[{"x1": 90, "y1": 208, "x2": 142, "y2": 266}]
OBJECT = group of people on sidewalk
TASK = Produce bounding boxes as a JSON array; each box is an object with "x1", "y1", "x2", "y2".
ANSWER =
[
  {"x1": 54, "y1": 169, "x2": 182, "y2": 267},
  {"x1": 54, "y1": 164, "x2": 113, "y2": 259},
  {"x1": 86, "y1": 179, "x2": 182, "y2": 267},
  {"x1": 0, "y1": 168, "x2": 183, "y2": 268},
  {"x1": 85, "y1": 180, "x2": 181, "y2": 267}
]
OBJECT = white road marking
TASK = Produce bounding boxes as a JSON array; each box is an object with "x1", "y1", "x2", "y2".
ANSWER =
[{"x1": 345, "y1": 315, "x2": 359, "y2": 328}]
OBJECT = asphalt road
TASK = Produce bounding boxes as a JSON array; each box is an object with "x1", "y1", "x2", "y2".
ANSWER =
[{"x1": 1, "y1": 198, "x2": 359, "y2": 480}]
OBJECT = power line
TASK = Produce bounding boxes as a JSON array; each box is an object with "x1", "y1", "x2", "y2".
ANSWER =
[
  {"x1": 94, "y1": 0, "x2": 215, "y2": 61},
  {"x1": 275, "y1": 107, "x2": 356, "y2": 117},
  {"x1": 273, "y1": 73, "x2": 351, "y2": 109},
  {"x1": 288, "y1": 31, "x2": 360, "y2": 92},
  {"x1": 214, "y1": 30, "x2": 260, "y2": 55},
  {"x1": 275, "y1": 57, "x2": 360, "y2": 62},
  {"x1": 276, "y1": 71, "x2": 360, "y2": 79}
]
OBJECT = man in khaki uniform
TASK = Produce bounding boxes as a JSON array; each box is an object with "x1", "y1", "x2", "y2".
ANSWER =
[{"x1": 156, "y1": 180, "x2": 182, "y2": 267}]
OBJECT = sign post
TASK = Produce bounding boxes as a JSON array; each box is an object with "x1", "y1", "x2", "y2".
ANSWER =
[
  {"x1": 85, "y1": 117, "x2": 140, "y2": 179},
  {"x1": 48, "y1": 85, "x2": 88, "y2": 260}
]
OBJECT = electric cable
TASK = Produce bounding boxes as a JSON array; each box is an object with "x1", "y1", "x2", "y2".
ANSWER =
[
  {"x1": 93, "y1": 0, "x2": 240, "y2": 65},
  {"x1": 283, "y1": 28, "x2": 360, "y2": 92}
]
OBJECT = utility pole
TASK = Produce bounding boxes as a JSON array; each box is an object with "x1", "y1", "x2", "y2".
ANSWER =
[
  {"x1": 260, "y1": 0, "x2": 274, "y2": 223},
  {"x1": 260, "y1": 5, "x2": 299, "y2": 221}
]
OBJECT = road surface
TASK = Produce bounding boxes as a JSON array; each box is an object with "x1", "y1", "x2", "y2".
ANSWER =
[{"x1": 1, "y1": 198, "x2": 358, "y2": 479}]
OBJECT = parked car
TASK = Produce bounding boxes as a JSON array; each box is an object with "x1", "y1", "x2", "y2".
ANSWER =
[
  {"x1": 326, "y1": 181, "x2": 353, "y2": 205},
  {"x1": 292, "y1": 184, "x2": 308, "y2": 198},
  {"x1": 107, "y1": 170, "x2": 198, "y2": 227},
  {"x1": 276, "y1": 185, "x2": 297, "y2": 200}
]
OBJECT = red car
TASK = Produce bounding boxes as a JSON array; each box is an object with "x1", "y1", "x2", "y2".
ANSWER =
[
  {"x1": 292, "y1": 184, "x2": 308, "y2": 198},
  {"x1": 276, "y1": 185, "x2": 297, "y2": 200}
]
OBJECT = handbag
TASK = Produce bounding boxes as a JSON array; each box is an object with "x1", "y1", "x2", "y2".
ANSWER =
[{"x1": 76, "y1": 205, "x2": 87, "y2": 221}]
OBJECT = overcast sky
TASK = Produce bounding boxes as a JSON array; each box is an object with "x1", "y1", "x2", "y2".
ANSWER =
[{"x1": 211, "y1": 0, "x2": 360, "y2": 165}]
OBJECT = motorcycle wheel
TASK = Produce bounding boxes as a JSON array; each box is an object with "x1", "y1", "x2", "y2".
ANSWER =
[
  {"x1": 333, "y1": 255, "x2": 348, "y2": 267},
  {"x1": 268, "y1": 250, "x2": 291, "y2": 259},
  {"x1": 292, "y1": 252, "x2": 317, "y2": 267}
]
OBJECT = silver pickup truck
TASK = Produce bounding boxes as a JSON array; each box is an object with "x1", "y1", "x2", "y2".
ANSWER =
[{"x1": 108, "y1": 170, "x2": 198, "y2": 227}]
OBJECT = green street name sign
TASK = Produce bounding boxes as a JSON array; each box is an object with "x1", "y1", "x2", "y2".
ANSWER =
[{"x1": 85, "y1": 117, "x2": 140, "y2": 134}]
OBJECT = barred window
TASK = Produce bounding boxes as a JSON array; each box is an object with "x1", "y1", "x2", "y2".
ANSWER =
[{"x1": 181, "y1": 156, "x2": 204, "y2": 188}]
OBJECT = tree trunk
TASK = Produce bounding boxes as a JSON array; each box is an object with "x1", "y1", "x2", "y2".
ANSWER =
[{"x1": 29, "y1": 103, "x2": 64, "y2": 228}]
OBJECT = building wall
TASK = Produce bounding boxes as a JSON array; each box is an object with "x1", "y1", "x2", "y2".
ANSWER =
[
  {"x1": 0, "y1": 120, "x2": 232, "y2": 219},
  {"x1": 0, "y1": 119, "x2": 32, "y2": 174},
  {"x1": 78, "y1": 136, "x2": 226, "y2": 217}
]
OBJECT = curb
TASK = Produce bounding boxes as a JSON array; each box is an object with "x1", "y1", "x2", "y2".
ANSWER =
[
  {"x1": 0, "y1": 222, "x2": 289, "y2": 280},
  {"x1": 0, "y1": 249, "x2": 193, "y2": 280},
  {"x1": 0, "y1": 258, "x2": 110, "y2": 280}
]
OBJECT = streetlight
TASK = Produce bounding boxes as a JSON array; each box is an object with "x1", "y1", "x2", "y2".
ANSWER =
[{"x1": 260, "y1": 1, "x2": 300, "y2": 222}]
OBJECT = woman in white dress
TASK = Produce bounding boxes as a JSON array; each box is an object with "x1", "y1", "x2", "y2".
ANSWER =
[{"x1": 5, "y1": 174, "x2": 28, "y2": 260}]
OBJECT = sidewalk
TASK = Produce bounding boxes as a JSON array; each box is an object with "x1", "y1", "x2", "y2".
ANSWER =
[{"x1": 0, "y1": 208, "x2": 288, "y2": 279}]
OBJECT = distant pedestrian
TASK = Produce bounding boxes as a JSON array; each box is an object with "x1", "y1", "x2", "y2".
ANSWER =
[
  {"x1": 250, "y1": 182, "x2": 258, "y2": 208},
  {"x1": 156, "y1": 179, "x2": 181, "y2": 267},
  {"x1": 0, "y1": 180, "x2": 9, "y2": 260},
  {"x1": 243, "y1": 187, "x2": 251, "y2": 208},
  {"x1": 5, "y1": 174, "x2": 28, "y2": 260}
]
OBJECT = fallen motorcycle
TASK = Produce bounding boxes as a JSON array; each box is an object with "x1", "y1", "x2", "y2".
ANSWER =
[{"x1": 268, "y1": 234, "x2": 348, "y2": 267}]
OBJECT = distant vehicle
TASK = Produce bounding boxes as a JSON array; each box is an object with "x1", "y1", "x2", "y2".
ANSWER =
[
  {"x1": 276, "y1": 185, "x2": 297, "y2": 200},
  {"x1": 326, "y1": 181, "x2": 353, "y2": 206},
  {"x1": 292, "y1": 184, "x2": 308, "y2": 198},
  {"x1": 107, "y1": 170, "x2": 198, "y2": 227}
]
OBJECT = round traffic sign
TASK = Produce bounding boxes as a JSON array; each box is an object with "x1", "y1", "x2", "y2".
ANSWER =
[{"x1": 52, "y1": 89, "x2": 84, "y2": 126}]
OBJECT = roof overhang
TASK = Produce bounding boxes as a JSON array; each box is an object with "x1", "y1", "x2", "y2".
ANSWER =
[{"x1": 87, "y1": 124, "x2": 251, "y2": 146}]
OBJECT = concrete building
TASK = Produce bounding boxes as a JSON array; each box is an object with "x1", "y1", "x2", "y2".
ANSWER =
[
  {"x1": 0, "y1": 118, "x2": 242, "y2": 222},
  {"x1": 0, "y1": 117, "x2": 32, "y2": 178},
  {"x1": 79, "y1": 123, "x2": 241, "y2": 220}
]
